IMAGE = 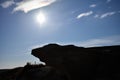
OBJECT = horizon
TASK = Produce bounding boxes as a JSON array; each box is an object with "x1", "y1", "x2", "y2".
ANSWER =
[{"x1": 0, "y1": 0, "x2": 120, "y2": 69}]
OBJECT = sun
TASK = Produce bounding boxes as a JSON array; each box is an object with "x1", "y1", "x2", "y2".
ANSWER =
[{"x1": 36, "y1": 12, "x2": 46, "y2": 25}]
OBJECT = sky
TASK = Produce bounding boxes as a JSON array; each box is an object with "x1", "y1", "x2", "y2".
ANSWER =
[{"x1": 0, "y1": 0, "x2": 120, "y2": 69}]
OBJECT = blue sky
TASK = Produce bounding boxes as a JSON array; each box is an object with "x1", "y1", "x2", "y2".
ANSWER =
[{"x1": 0, "y1": 0, "x2": 120, "y2": 69}]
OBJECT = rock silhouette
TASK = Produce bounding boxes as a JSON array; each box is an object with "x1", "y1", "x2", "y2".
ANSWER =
[
  {"x1": 0, "y1": 44, "x2": 120, "y2": 80},
  {"x1": 32, "y1": 44, "x2": 120, "y2": 80},
  {"x1": 0, "y1": 64, "x2": 69, "y2": 80}
]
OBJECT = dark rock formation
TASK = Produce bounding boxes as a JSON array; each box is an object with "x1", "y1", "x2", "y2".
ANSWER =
[
  {"x1": 0, "y1": 64, "x2": 69, "y2": 80},
  {"x1": 32, "y1": 44, "x2": 120, "y2": 80},
  {"x1": 16, "y1": 64, "x2": 68, "y2": 80}
]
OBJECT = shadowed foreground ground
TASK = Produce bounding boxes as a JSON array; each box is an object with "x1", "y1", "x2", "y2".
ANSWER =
[
  {"x1": 0, "y1": 44, "x2": 120, "y2": 80},
  {"x1": 0, "y1": 64, "x2": 69, "y2": 80}
]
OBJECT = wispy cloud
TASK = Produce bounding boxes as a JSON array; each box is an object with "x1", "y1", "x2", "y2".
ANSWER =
[
  {"x1": 79, "y1": 35, "x2": 120, "y2": 47},
  {"x1": 100, "y1": 12, "x2": 116, "y2": 19},
  {"x1": 80, "y1": 39, "x2": 113, "y2": 47},
  {"x1": 90, "y1": 4, "x2": 96, "y2": 8},
  {"x1": 13, "y1": 0, "x2": 56, "y2": 13},
  {"x1": 1, "y1": 0, "x2": 56, "y2": 13},
  {"x1": 0, "y1": 0, "x2": 15, "y2": 8},
  {"x1": 77, "y1": 11, "x2": 93, "y2": 19},
  {"x1": 94, "y1": 11, "x2": 118, "y2": 19},
  {"x1": 107, "y1": 0, "x2": 111, "y2": 3}
]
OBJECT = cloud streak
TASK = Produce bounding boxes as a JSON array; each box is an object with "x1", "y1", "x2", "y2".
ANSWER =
[
  {"x1": 79, "y1": 35, "x2": 120, "y2": 47},
  {"x1": 90, "y1": 4, "x2": 96, "y2": 8},
  {"x1": 94, "y1": 11, "x2": 116, "y2": 19},
  {"x1": 13, "y1": 0, "x2": 56, "y2": 13},
  {"x1": 100, "y1": 12, "x2": 116, "y2": 19},
  {"x1": 0, "y1": 0, "x2": 15, "y2": 8},
  {"x1": 77, "y1": 11, "x2": 93, "y2": 19}
]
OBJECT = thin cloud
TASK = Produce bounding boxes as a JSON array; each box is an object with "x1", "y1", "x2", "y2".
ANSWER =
[
  {"x1": 107, "y1": 0, "x2": 111, "y2": 3},
  {"x1": 100, "y1": 12, "x2": 116, "y2": 19},
  {"x1": 44, "y1": 35, "x2": 120, "y2": 47},
  {"x1": 77, "y1": 11, "x2": 93, "y2": 19},
  {"x1": 80, "y1": 39, "x2": 113, "y2": 47},
  {"x1": 13, "y1": 0, "x2": 56, "y2": 13},
  {"x1": 0, "y1": 0, "x2": 15, "y2": 8},
  {"x1": 90, "y1": 4, "x2": 96, "y2": 8},
  {"x1": 79, "y1": 35, "x2": 120, "y2": 47}
]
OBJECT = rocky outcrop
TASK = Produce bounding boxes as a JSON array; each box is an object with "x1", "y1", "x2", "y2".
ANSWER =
[
  {"x1": 32, "y1": 44, "x2": 120, "y2": 80},
  {"x1": 16, "y1": 64, "x2": 69, "y2": 80},
  {"x1": 0, "y1": 64, "x2": 69, "y2": 80}
]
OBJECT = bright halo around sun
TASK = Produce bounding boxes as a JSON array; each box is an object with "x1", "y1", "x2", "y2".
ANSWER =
[{"x1": 36, "y1": 12, "x2": 46, "y2": 25}]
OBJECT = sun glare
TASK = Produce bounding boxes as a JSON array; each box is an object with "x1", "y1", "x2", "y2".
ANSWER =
[{"x1": 36, "y1": 12, "x2": 46, "y2": 25}]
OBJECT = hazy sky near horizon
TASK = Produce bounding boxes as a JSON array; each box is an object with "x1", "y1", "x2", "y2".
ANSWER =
[{"x1": 0, "y1": 0, "x2": 120, "y2": 69}]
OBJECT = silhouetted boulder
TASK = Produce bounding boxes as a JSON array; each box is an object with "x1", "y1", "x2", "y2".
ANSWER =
[{"x1": 32, "y1": 44, "x2": 120, "y2": 80}]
